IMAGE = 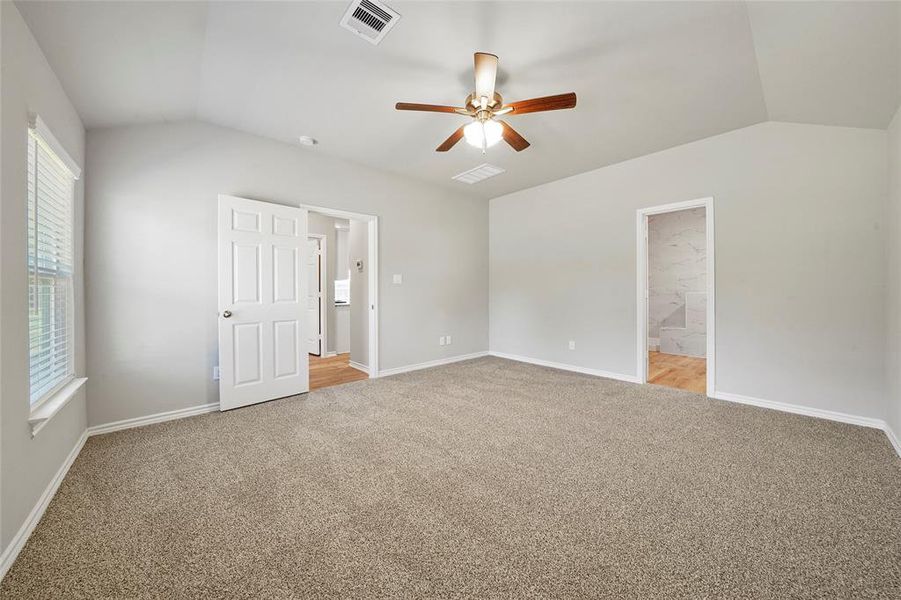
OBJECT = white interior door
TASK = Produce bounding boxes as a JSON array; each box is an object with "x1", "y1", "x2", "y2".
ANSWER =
[
  {"x1": 306, "y1": 237, "x2": 321, "y2": 356},
  {"x1": 218, "y1": 195, "x2": 309, "y2": 410}
]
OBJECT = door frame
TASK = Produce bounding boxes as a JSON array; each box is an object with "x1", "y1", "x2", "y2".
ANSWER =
[
  {"x1": 301, "y1": 203, "x2": 380, "y2": 378},
  {"x1": 636, "y1": 197, "x2": 715, "y2": 395},
  {"x1": 307, "y1": 233, "x2": 327, "y2": 357}
]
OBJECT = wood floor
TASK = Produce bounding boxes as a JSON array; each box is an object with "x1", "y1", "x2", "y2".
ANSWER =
[
  {"x1": 309, "y1": 352, "x2": 368, "y2": 391},
  {"x1": 648, "y1": 351, "x2": 706, "y2": 393}
]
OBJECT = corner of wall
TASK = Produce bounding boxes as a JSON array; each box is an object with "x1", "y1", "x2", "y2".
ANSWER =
[{"x1": 885, "y1": 104, "x2": 901, "y2": 437}]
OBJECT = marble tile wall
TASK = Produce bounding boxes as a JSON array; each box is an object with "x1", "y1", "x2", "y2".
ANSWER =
[{"x1": 648, "y1": 207, "x2": 706, "y2": 357}]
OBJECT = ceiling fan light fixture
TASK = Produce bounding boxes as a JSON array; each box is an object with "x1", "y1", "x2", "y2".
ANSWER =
[
  {"x1": 395, "y1": 52, "x2": 576, "y2": 153},
  {"x1": 464, "y1": 119, "x2": 503, "y2": 149}
]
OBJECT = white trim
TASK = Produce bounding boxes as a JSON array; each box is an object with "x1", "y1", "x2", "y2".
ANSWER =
[
  {"x1": 348, "y1": 360, "x2": 370, "y2": 374},
  {"x1": 884, "y1": 425, "x2": 901, "y2": 458},
  {"x1": 712, "y1": 390, "x2": 884, "y2": 429},
  {"x1": 712, "y1": 391, "x2": 901, "y2": 457},
  {"x1": 0, "y1": 430, "x2": 87, "y2": 582},
  {"x1": 299, "y1": 204, "x2": 379, "y2": 378},
  {"x1": 28, "y1": 377, "x2": 87, "y2": 438},
  {"x1": 27, "y1": 113, "x2": 81, "y2": 179},
  {"x1": 636, "y1": 197, "x2": 715, "y2": 394},
  {"x1": 323, "y1": 351, "x2": 338, "y2": 358},
  {"x1": 87, "y1": 403, "x2": 219, "y2": 436},
  {"x1": 379, "y1": 351, "x2": 490, "y2": 377},
  {"x1": 307, "y1": 233, "x2": 328, "y2": 357},
  {"x1": 489, "y1": 351, "x2": 640, "y2": 384}
]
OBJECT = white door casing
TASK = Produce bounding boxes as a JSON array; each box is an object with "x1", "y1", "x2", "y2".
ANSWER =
[
  {"x1": 635, "y1": 197, "x2": 715, "y2": 395},
  {"x1": 306, "y1": 236, "x2": 322, "y2": 355},
  {"x1": 218, "y1": 195, "x2": 309, "y2": 410},
  {"x1": 299, "y1": 204, "x2": 379, "y2": 377}
]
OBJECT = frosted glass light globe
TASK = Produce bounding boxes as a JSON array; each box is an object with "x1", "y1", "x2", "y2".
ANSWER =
[{"x1": 464, "y1": 120, "x2": 503, "y2": 149}]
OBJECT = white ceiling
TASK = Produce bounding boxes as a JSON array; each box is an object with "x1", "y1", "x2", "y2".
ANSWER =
[{"x1": 16, "y1": 1, "x2": 900, "y2": 199}]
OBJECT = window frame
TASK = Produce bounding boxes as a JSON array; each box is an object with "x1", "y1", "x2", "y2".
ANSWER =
[{"x1": 26, "y1": 115, "x2": 81, "y2": 414}]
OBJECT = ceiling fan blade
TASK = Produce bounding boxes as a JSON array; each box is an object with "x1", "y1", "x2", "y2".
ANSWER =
[
  {"x1": 499, "y1": 121, "x2": 530, "y2": 152},
  {"x1": 506, "y1": 92, "x2": 577, "y2": 115},
  {"x1": 473, "y1": 52, "x2": 498, "y2": 101},
  {"x1": 396, "y1": 102, "x2": 462, "y2": 113},
  {"x1": 436, "y1": 125, "x2": 466, "y2": 152}
]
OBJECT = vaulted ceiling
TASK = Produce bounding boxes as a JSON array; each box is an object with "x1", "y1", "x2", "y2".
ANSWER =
[{"x1": 16, "y1": 1, "x2": 901, "y2": 199}]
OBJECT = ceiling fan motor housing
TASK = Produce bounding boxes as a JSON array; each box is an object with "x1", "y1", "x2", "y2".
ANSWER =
[{"x1": 466, "y1": 92, "x2": 504, "y2": 120}]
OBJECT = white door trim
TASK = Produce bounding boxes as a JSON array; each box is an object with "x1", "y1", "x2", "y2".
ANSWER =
[
  {"x1": 307, "y1": 234, "x2": 327, "y2": 356},
  {"x1": 636, "y1": 197, "x2": 715, "y2": 395},
  {"x1": 300, "y1": 203, "x2": 379, "y2": 378}
]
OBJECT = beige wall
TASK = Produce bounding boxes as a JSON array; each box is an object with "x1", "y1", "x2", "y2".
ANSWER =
[
  {"x1": 887, "y1": 105, "x2": 901, "y2": 438},
  {"x1": 349, "y1": 219, "x2": 369, "y2": 368},
  {"x1": 0, "y1": 3, "x2": 87, "y2": 552},
  {"x1": 307, "y1": 213, "x2": 339, "y2": 355},
  {"x1": 490, "y1": 122, "x2": 888, "y2": 421},
  {"x1": 84, "y1": 120, "x2": 489, "y2": 426}
]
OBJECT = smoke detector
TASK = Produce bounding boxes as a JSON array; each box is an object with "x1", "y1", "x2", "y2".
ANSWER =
[{"x1": 339, "y1": 0, "x2": 400, "y2": 45}]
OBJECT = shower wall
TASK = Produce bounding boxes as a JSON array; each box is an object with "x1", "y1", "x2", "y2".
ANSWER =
[{"x1": 648, "y1": 207, "x2": 706, "y2": 356}]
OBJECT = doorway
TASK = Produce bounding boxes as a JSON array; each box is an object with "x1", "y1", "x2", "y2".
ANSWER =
[
  {"x1": 306, "y1": 235, "x2": 326, "y2": 356},
  {"x1": 636, "y1": 198, "x2": 715, "y2": 395},
  {"x1": 304, "y1": 205, "x2": 379, "y2": 390}
]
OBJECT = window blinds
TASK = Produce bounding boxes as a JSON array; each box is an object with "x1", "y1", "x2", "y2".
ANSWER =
[{"x1": 27, "y1": 126, "x2": 77, "y2": 406}]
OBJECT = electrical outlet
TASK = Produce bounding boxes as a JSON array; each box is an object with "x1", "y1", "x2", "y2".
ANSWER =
[
  {"x1": 568, "y1": 341, "x2": 575, "y2": 350},
  {"x1": 213, "y1": 366, "x2": 220, "y2": 380},
  {"x1": 393, "y1": 274, "x2": 403, "y2": 284},
  {"x1": 439, "y1": 336, "x2": 446, "y2": 346},
  {"x1": 446, "y1": 335, "x2": 452, "y2": 345}
]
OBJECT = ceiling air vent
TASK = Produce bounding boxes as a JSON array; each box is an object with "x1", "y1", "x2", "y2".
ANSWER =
[
  {"x1": 452, "y1": 164, "x2": 505, "y2": 185},
  {"x1": 339, "y1": 0, "x2": 400, "y2": 45}
]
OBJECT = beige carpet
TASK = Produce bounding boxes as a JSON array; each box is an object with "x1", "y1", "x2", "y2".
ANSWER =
[{"x1": 2, "y1": 357, "x2": 899, "y2": 599}]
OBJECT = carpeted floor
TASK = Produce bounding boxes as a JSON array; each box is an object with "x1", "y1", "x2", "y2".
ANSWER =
[{"x1": 2, "y1": 357, "x2": 900, "y2": 599}]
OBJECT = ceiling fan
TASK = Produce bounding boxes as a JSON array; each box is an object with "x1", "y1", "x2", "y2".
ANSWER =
[{"x1": 395, "y1": 52, "x2": 577, "y2": 153}]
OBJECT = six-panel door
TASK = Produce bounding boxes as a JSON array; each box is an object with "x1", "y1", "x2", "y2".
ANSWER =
[{"x1": 218, "y1": 195, "x2": 309, "y2": 410}]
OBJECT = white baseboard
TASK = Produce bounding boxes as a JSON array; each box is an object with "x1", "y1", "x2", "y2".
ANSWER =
[
  {"x1": 323, "y1": 351, "x2": 337, "y2": 358},
  {"x1": 713, "y1": 391, "x2": 900, "y2": 458},
  {"x1": 0, "y1": 430, "x2": 88, "y2": 582},
  {"x1": 348, "y1": 360, "x2": 369, "y2": 375},
  {"x1": 88, "y1": 402, "x2": 219, "y2": 436},
  {"x1": 488, "y1": 351, "x2": 641, "y2": 384},
  {"x1": 378, "y1": 351, "x2": 489, "y2": 377},
  {"x1": 884, "y1": 425, "x2": 901, "y2": 458},
  {"x1": 711, "y1": 390, "x2": 885, "y2": 429}
]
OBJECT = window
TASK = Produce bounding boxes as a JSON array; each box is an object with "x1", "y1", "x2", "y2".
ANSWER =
[
  {"x1": 27, "y1": 117, "x2": 79, "y2": 407},
  {"x1": 335, "y1": 278, "x2": 350, "y2": 304}
]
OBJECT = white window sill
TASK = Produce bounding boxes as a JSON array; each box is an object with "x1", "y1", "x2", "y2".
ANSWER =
[{"x1": 29, "y1": 377, "x2": 87, "y2": 438}]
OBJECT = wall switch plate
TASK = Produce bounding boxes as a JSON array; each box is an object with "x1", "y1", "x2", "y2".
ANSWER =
[
  {"x1": 568, "y1": 341, "x2": 576, "y2": 350},
  {"x1": 439, "y1": 336, "x2": 446, "y2": 346},
  {"x1": 213, "y1": 366, "x2": 220, "y2": 380},
  {"x1": 393, "y1": 274, "x2": 403, "y2": 284},
  {"x1": 446, "y1": 335, "x2": 452, "y2": 345}
]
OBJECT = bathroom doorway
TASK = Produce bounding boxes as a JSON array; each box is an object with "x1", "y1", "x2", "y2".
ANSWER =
[{"x1": 636, "y1": 198, "x2": 714, "y2": 394}]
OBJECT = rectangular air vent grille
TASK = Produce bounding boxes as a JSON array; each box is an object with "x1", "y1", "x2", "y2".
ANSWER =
[
  {"x1": 340, "y1": 0, "x2": 400, "y2": 45},
  {"x1": 452, "y1": 163, "x2": 506, "y2": 184}
]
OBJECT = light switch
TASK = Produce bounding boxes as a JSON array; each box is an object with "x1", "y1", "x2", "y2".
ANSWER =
[
  {"x1": 568, "y1": 341, "x2": 576, "y2": 350},
  {"x1": 393, "y1": 274, "x2": 403, "y2": 284},
  {"x1": 446, "y1": 335, "x2": 452, "y2": 345}
]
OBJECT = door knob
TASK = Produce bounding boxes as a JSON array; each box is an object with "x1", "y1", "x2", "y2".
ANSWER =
[{"x1": 222, "y1": 310, "x2": 232, "y2": 318}]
